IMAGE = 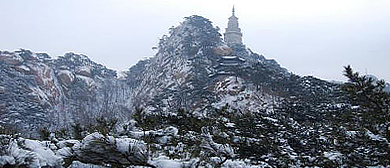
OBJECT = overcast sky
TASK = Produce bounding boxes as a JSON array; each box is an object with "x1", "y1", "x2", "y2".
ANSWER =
[{"x1": 0, "y1": 0, "x2": 389, "y2": 81}]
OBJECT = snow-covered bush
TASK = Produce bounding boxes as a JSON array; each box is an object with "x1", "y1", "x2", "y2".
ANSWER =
[
  {"x1": 197, "y1": 127, "x2": 235, "y2": 167},
  {"x1": 0, "y1": 135, "x2": 62, "y2": 167},
  {"x1": 0, "y1": 133, "x2": 156, "y2": 168}
]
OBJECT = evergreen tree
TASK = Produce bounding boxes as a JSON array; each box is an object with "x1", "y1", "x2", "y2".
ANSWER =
[{"x1": 341, "y1": 65, "x2": 390, "y2": 138}]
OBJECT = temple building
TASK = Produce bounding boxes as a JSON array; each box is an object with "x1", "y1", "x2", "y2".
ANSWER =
[{"x1": 224, "y1": 6, "x2": 243, "y2": 46}]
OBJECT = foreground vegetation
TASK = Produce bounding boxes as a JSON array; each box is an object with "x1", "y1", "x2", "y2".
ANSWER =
[{"x1": 1, "y1": 66, "x2": 389, "y2": 167}]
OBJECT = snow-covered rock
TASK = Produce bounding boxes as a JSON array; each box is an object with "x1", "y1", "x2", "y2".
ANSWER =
[
  {"x1": 76, "y1": 66, "x2": 92, "y2": 77},
  {"x1": 0, "y1": 52, "x2": 24, "y2": 65},
  {"x1": 74, "y1": 132, "x2": 153, "y2": 167},
  {"x1": 58, "y1": 70, "x2": 75, "y2": 87},
  {"x1": 0, "y1": 135, "x2": 62, "y2": 168},
  {"x1": 0, "y1": 133, "x2": 156, "y2": 168}
]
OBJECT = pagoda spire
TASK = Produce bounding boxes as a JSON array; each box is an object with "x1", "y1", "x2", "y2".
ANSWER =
[{"x1": 224, "y1": 6, "x2": 243, "y2": 45}]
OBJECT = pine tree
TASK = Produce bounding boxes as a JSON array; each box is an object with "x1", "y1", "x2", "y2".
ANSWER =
[{"x1": 341, "y1": 65, "x2": 390, "y2": 137}]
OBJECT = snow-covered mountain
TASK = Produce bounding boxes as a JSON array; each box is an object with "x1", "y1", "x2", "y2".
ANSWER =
[
  {"x1": 1, "y1": 15, "x2": 389, "y2": 167},
  {"x1": 0, "y1": 49, "x2": 132, "y2": 135},
  {"x1": 124, "y1": 16, "x2": 343, "y2": 120},
  {"x1": 0, "y1": 16, "x2": 341, "y2": 134}
]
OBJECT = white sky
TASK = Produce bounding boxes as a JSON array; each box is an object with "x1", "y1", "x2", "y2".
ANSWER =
[{"x1": 0, "y1": 0, "x2": 389, "y2": 81}]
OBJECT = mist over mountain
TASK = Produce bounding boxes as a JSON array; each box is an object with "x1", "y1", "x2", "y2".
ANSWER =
[{"x1": 1, "y1": 15, "x2": 389, "y2": 168}]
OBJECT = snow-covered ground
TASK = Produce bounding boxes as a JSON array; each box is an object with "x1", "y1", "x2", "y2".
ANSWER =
[
  {"x1": 212, "y1": 76, "x2": 278, "y2": 113},
  {"x1": 0, "y1": 132, "x2": 273, "y2": 168}
]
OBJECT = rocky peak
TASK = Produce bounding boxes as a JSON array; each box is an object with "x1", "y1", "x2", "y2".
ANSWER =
[
  {"x1": 54, "y1": 52, "x2": 117, "y2": 79},
  {"x1": 125, "y1": 15, "x2": 292, "y2": 116}
]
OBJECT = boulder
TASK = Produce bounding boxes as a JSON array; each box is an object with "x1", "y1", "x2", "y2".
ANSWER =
[
  {"x1": 76, "y1": 66, "x2": 92, "y2": 77},
  {"x1": 58, "y1": 70, "x2": 75, "y2": 87},
  {"x1": 73, "y1": 133, "x2": 155, "y2": 168},
  {"x1": 0, "y1": 53, "x2": 24, "y2": 65}
]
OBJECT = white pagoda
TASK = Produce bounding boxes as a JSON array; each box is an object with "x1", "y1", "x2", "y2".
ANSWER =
[{"x1": 224, "y1": 6, "x2": 243, "y2": 46}]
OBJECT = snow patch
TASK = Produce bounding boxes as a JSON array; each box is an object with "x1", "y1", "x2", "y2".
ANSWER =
[
  {"x1": 323, "y1": 151, "x2": 343, "y2": 161},
  {"x1": 150, "y1": 156, "x2": 183, "y2": 168},
  {"x1": 366, "y1": 130, "x2": 388, "y2": 142},
  {"x1": 17, "y1": 65, "x2": 31, "y2": 71}
]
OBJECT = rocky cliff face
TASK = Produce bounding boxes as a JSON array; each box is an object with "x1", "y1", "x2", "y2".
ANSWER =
[
  {"x1": 0, "y1": 49, "x2": 131, "y2": 135},
  {"x1": 1, "y1": 50, "x2": 55, "y2": 134}
]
